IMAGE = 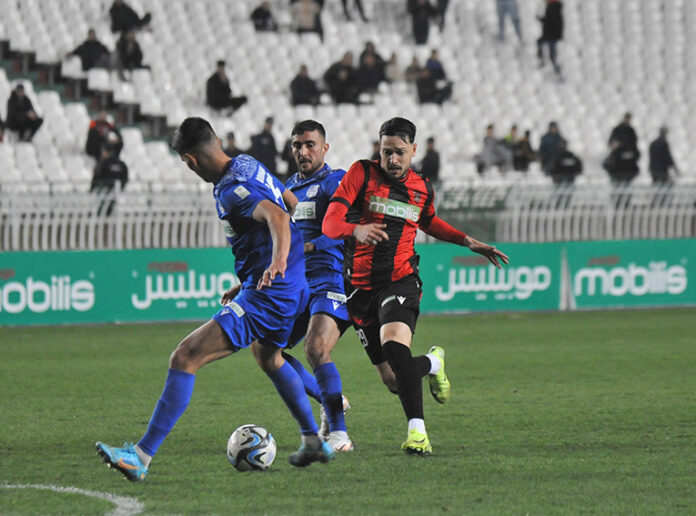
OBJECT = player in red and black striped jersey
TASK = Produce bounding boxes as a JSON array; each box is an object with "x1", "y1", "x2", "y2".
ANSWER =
[{"x1": 323, "y1": 117, "x2": 508, "y2": 455}]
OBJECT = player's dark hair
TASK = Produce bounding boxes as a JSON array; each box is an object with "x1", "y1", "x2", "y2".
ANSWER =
[
  {"x1": 379, "y1": 117, "x2": 416, "y2": 144},
  {"x1": 292, "y1": 119, "x2": 326, "y2": 138},
  {"x1": 170, "y1": 117, "x2": 217, "y2": 155}
]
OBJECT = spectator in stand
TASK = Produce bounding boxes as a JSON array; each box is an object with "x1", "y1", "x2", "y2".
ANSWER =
[
  {"x1": 6, "y1": 84, "x2": 43, "y2": 142},
  {"x1": 68, "y1": 29, "x2": 110, "y2": 71},
  {"x1": 324, "y1": 52, "x2": 359, "y2": 104},
  {"x1": 538, "y1": 121, "x2": 566, "y2": 174},
  {"x1": 548, "y1": 141, "x2": 582, "y2": 185},
  {"x1": 109, "y1": 0, "x2": 151, "y2": 34},
  {"x1": 417, "y1": 136, "x2": 440, "y2": 185},
  {"x1": 649, "y1": 127, "x2": 679, "y2": 184},
  {"x1": 609, "y1": 112, "x2": 639, "y2": 157},
  {"x1": 206, "y1": 60, "x2": 248, "y2": 112},
  {"x1": 0, "y1": 115, "x2": 5, "y2": 142},
  {"x1": 436, "y1": 0, "x2": 449, "y2": 32},
  {"x1": 475, "y1": 123, "x2": 512, "y2": 174},
  {"x1": 416, "y1": 68, "x2": 451, "y2": 105},
  {"x1": 605, "y1": 112, "x2": 640, "y2": 181},
  {"x1": 356, "y1": 54, "x2": 383, "y2": 95},
  {"x1": 513, "y1": 129, "x2": 536, "y2": 171},
  {"x1": 91, "y1": 143, "x2": 128, "y2": 194},
  {"x1": 537, "y1": 0, "x2": 563, "y2": 77},
  {"x1": 404, "y1": 57, "x2": 422, "y2": 84},
  {"x1": 603, "y1": 139, "x2": 639, "y2": 184},
  {"x1": 280, "y1": 136, "x2": 298, "y2": 182},
  {"x1": 408, "y1": 0, "x2": 437, "y2": 45},
  {"x1": 223, "y1": 131, "x2": 244, "y2": 158},
  {"x1": 342, "y1": 0, "x2": 368, "y2": 22},
  {"x1": 496, "y1": 0, "x2": 523, "y2": 42},
  {"x1": 86, "y1": 111, "x2": 122, "y2": 160},
  {"x1": 384, "y1": 52, "x2": 404, "y2": 83},
  {"x1": 248, "y1": 116, "x2": 278, "y2": 175},
  {"x1": 370, "y1": 140, "x2": 380, "y2": 161},
  {"x1": 425, "y1": 49, "x2": 446, "y2": 81},
  {"x1": 251, "y1": 2, "x2": 278, "y2": 32},
  {"x1": 116, "y1": 31, "x2": 146, "y2": 79},
  {"x1": 291, "y1": 0, "x2": 322, "y2": 40},
  {"x1": 290, "y1": 64, "x2": 321, "y2": 106},
  {"x1": 359, "y1": 42, "x2": 385, "y2": 74}
]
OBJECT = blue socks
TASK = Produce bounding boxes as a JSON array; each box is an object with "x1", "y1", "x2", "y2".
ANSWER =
[
  {"x1": 138, "y1": 369, "x2": 195, "y2": 457},
  {"x1": 282, "y1": 352, "x2": 321, "y2": 402},
  {"x1": 314, "y1": 362, "x2": 346, "y2": 432},
  {"x1": 268, "y1": 362, "x2": 318, "y2": 436}
]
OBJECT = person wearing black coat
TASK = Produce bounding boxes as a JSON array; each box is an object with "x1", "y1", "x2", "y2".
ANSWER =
[
  {"x1": 206, "y1": 61, "x2": 248, "y2": 111},
  {"x1": 408, "y1": 0, "x2": 437, "y2": 45},
  {"x1": 537, "y1": 0, "x2": 563, "y2": 75},
  {"x1": 649, "y1": 127, "x2": 679, "y2": 184},
  {"x1": 6, "y1": 84, "x2": 43, "y2": 142},
  {"x1": 109, "y1": 0, "x2": 151, "y2": 33},
  {"x1": 68, "y1": 29, "x2": 110, "y2": 71},
  {"x1": 248, "y1": 117, "x2": 278, "y2": 175},
  {"x1": 290, "y1": 65, "x2": 320, "y2": 106}
]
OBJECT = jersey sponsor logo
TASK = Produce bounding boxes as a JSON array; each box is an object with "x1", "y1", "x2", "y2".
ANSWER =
[
  {"x1": 327, "y1": 291, "x2": 347, "y2": 303},
  {"x1": 368, "y1": 195, "x2": 421, "y2": 222},
  {"x1": 294, "y1": 201, "x2": 316, "y2": 220},
  {"x1": 234, "y1": 185, "x2": 250, "y2": 199},
  {"x1": 306, "y1": 184, "x2": 320, "y2": 198},
  {"x1": 222, "y1": 220, "x2": 237, "y2": 237}
]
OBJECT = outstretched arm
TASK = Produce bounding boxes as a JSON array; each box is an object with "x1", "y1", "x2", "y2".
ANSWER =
[
  {"x1": 252, "y1": 199, "x2": 292, "y2": 289},
  {"x1": 323, "y1": 201, "x2": 388, "y2": 245}
]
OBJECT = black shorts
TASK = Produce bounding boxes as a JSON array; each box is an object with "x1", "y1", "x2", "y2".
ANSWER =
[{"x1": 346, "y1": 274, "x2": 422, "y2": 365}]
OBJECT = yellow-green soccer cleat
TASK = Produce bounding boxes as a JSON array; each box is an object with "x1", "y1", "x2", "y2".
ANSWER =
[
  {"x1": 428, "y1": 346, "x2": 450, "y2": 403},
  {"x1": 401, "y1": 428, "x2": 432, "y2": 455}
]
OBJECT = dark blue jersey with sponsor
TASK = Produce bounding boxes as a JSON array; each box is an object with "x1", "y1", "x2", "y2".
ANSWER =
[
  {"x1": 286, "y1": 164, "x2": 345, "y2": 287},
  {"x1": 214, "y1": 154, "x2": 305, "y2": 291}
]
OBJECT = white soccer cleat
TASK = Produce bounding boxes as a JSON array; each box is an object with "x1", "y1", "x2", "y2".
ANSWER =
[
  {"x1": 326, "y1": 431, "x2": 354, "y2": 452},
  {"x1": 319, "y1": 395, "x2": 351, "y2": 441}
]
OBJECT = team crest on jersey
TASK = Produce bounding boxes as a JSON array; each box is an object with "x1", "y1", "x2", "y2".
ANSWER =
[
  {"x1": 306, "y1": 184, "x2": 320, "y2": 198},
  {"x1": 413, "y1": 192, "x2": 422, "y2": 203}
]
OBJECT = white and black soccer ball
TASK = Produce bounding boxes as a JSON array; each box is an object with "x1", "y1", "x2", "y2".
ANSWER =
[{"x1": 226, "y1": 424, "x2": 276, "y2": 471}]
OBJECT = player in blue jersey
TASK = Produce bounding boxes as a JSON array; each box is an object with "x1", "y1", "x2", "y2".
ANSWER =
[
  {"x1": 281, "y1": 120, "x2": 354, "y2": 452},
  {"x1": 95, "y1": 118, "x2": 334, "y2": 481}
]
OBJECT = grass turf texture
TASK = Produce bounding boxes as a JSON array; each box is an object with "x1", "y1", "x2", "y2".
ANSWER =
[{"x1": 1, "y1": 308, "x2": 694, "y2": 515}]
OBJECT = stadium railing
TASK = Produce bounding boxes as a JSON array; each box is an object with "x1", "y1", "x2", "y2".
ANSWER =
[{"x1": 1, "y1": 183, "x2": 694, "y2": 251}]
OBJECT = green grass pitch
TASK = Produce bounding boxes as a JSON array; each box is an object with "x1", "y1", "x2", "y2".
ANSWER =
[{"x1": 1, "y1": 308, "x2": 695, "y2": 515}]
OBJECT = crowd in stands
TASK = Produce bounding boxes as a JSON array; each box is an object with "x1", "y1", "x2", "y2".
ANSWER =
[{"x1": 0, "y1": 0, "x2": 685, "y2": 193}]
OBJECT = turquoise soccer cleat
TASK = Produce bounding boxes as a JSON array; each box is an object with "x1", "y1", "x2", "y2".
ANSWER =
[
  {"x1": 288, "y1": 440, "x2": 335, "y2": 467},
  {"x1": 95, "y1": 441, "x2": 148, "y2": 482}
]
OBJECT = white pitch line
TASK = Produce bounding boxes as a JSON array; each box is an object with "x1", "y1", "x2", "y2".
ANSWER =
[{"x1": 1, "y1": 483, "x2": 144, "y2": 516}]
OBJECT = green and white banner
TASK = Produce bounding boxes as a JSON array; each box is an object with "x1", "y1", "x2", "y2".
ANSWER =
[{"x1": 1, "y1": 239, "x2": 694, "y2": 326}]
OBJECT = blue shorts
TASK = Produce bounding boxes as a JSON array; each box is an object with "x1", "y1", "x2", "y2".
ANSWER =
[
  {"x1": 212, "y1": 282, "x2": 309, "y2": 349},
  {"x1": 285, "y1": 276, "x2": 351, "y2": 350}
]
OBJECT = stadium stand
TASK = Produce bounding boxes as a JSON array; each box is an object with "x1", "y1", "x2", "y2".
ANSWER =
[{"x1": 0, "y1": 0, "x2": 694, "y2": 250}]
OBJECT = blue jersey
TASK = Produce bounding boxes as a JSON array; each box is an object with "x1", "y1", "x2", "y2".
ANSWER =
[
  {"x1": 286, "y1": 164, "x2": 345, "y2": 286},
  {"x1": 214, "y1": 154, "x2": 305, "y2": 291}
]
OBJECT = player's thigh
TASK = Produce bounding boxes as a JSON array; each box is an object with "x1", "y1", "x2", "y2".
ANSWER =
[
  {"x1": 305, "y1": 313, "x2": 342, "y2": 351},
  {"x1": 380, "y1": 321, "x2": 413, "y2": 347},
  {"x1": 170, "y1": 319, "x2": 237, "y2": 372}
]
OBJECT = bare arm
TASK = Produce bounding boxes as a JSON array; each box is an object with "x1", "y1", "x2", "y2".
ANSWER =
[
  {"x1": 282, "y1": 189, "x2": 298, "y2": 215},
  {"x1": 252, "y1": 199, "x2": 292, "y2": 289}
]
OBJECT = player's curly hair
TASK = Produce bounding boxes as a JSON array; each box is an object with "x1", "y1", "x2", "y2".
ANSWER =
[
  {"x1": 170, "y1": 117, "x2": 217, "y2": 155},
  {"x1": 379, "y1": 117, "x2": 416, "y2": 144}
]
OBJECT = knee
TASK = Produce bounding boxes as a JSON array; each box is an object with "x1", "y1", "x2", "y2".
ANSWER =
[
  {"x1": 304, "y1": 336, "x2": 331, "y2": 367},
  {"x1": 169, "y1": 336, "x2": 195, "y2": 370}
]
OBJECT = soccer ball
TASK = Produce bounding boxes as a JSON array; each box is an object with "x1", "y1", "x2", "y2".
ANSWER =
[{"x1": 226, "y1": 424, "x2": 276, "y2": 471}]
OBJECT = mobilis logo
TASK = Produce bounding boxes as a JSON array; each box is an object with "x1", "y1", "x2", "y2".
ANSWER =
[
  {"x1": 574, "y1": 259, "x2": 687, "y2": 297},
  {"x1": 368, "y1": 196, "x2": 421, "y2": 222},
  {"x1": 0, "y1": 272, "x2": 95, "y2": 314}
]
